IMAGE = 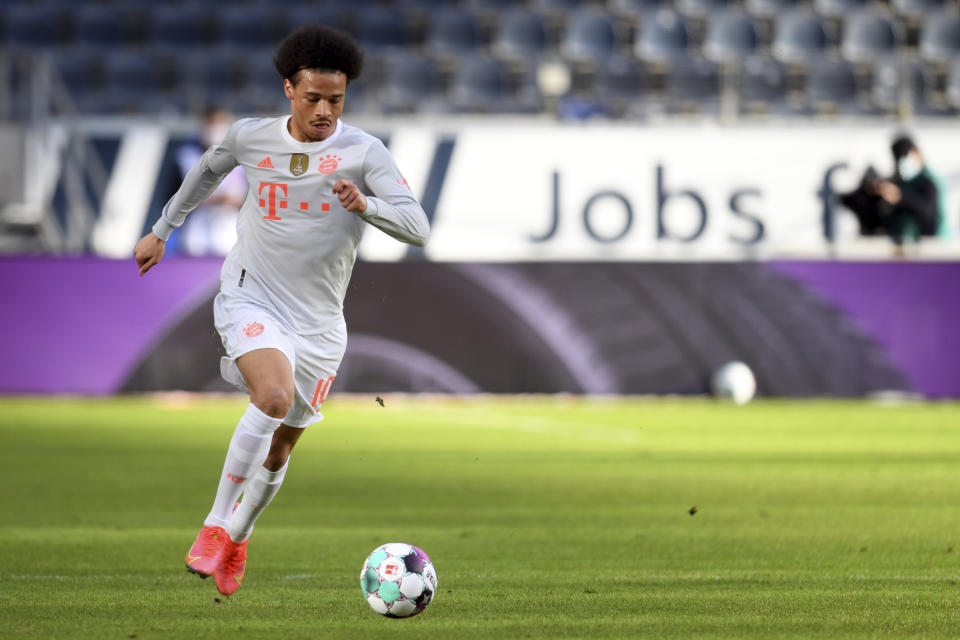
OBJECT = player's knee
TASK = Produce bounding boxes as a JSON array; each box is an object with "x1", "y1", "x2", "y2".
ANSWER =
[{"x1": 253, "y1": 386, "x2": 293, "y2": 419}]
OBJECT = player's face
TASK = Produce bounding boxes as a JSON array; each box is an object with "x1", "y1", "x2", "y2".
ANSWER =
[{"x1": 284, "y1": 69, "x2": 347, "y2": 142}]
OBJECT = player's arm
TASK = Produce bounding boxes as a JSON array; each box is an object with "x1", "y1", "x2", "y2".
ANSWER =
[
  {"x1": 335, "y1": 140, "x2": 430, "y2": 247},
  {"x1": 134, "y1": 119, "x2": 248, "y2": 275}
]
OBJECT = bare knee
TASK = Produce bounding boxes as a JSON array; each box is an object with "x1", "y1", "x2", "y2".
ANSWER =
[{"x1": 252, "y1": 386, "x2": 293, "y2": 419}]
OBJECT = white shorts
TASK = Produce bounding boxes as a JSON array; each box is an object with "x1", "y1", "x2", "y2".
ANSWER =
[{"x1": 213, "y1": 292, "x2": 348, "y2": 428}]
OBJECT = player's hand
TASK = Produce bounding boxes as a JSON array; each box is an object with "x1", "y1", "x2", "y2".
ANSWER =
[
  {"x1": 134, "y1": 232, "x2": 165, "y2": 277},
  {"x1": 876, "y1": 180, "x2": 902, "y2": 205},
  {"x1": 333, "y1": 179, "x2": 368, "y2": 214}
]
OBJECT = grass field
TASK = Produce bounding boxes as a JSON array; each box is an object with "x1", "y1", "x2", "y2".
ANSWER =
[{"x1": 1, "y1": 395, "x2": 959, "y2": 639}]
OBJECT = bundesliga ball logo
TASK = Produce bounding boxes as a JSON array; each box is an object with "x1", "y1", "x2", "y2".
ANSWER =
[{"x1": 361, "y1": 543, "x2": 437, "y2": 618}]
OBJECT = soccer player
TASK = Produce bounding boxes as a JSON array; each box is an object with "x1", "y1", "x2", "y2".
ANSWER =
[{"x1": 133, "y1": 25, "x2": 429, "y2": 596}]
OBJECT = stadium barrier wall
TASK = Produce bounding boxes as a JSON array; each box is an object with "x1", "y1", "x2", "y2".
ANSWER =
[
  {"x1": 20, "y1": 119, "x2": 960, "y2": 260},
  {"x1": 2, "y1": 257, "x2": 958, "y2": 398}
]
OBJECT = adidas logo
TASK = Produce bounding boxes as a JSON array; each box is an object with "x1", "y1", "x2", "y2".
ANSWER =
[{"x1": 257, "y1": 156, "x2": 275, "y2": 169}]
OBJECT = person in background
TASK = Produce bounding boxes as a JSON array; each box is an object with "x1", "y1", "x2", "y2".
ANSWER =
[
  {"x1": 840, "y1": 134, "x2": 947, "y2": 251},
  {"x1": 176, "y1": 108, "x2": 247, "y2": 256}
]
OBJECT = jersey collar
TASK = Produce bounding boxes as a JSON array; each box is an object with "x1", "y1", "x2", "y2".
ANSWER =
[{"x1": 280, "y1": 116, "x2": 343, "y2": 150}]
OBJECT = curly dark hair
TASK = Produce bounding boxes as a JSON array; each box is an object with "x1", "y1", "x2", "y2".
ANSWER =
[{"x1": 273, "y1": 24, "x2": 364, "y2": 84}]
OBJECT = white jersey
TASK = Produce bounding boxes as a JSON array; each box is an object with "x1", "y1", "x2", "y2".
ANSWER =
[{"x1": 153, "y1": 116, "x2": 429, "y2": 334}]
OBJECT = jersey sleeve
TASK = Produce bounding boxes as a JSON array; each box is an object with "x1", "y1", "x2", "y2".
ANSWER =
[
  {"x1": 357, "y1": 139, "x2": 430, "y2": 247},
  {"x1": 151, "y1": 118, "x2": 249, "y2": 241}
]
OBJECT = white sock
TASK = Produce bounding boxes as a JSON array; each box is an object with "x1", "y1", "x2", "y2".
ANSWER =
[
  {"x1": 203, "y1": 404, "x2": 282, "y2": 529},
  {"x1": 229, "y1": 461, "x2": 289, "y2": 542}
]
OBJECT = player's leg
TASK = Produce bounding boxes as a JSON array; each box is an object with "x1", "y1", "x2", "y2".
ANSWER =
[
  {"x1": 204, "y1": 347, "x2": 294, "y2": 521},
  {"x1": 217, "y1": 323, "x2": 345, "y2": 595},
  {"x1": 188, "y1": 348, "x2": 294, "y2": 579}
]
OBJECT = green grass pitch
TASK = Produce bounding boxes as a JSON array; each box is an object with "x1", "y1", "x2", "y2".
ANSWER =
[{"x1": 1, "y1": 395, "x2": 959, "y2": 639}]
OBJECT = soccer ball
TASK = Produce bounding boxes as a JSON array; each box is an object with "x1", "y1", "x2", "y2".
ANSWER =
[
  {"x1": 361, "y1": 543, "x2": 437, "y2": 618},
  {"x1": 711, "y1": 361, "x2": 756, "y2": 405}
]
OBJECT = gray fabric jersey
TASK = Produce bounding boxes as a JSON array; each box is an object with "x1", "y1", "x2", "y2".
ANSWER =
[{"x1": 153, "y1": 116, "x2": 430, "y2": 334}]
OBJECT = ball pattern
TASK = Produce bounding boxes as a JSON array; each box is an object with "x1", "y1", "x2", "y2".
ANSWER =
[{"x1": 360, "y1": 543, "x2": 436, "y2": 618}]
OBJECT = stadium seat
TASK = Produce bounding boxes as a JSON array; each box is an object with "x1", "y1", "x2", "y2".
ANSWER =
[
  {"x1": 379, "y1": 53, "x2": 439, "y2": 113},
  {"x1": 812, "y1": 0, "x2": 868, "y2": 19},
  {"x1": 561, "y1": 9, "x2": 620, "y2": 64},
  {"x1": 217, "y1": 4, "x2": 289, "y2": 49},
  {"x1": 534, "y1": 0, "x2": 584, "y2": 11},
  {"x1": 918, "y1": 8, "x2": 960, "y2": 64},
  {"x1": 351, "y1": 6, "x2": 410, "y2": 51},
  {"x1": 592, "y1": 54, "x2": 649, "y2": 116},
  {"x1": 664, "y1": 57, "x2": 721, "y2": 111},
  {"x1": 635, "y1": 10, "x2": 690, "y2": 64},
  {"x1": 891, "y1": 0, "x2": 949, "y2": 20},
  {"x1": 678, "y1": 0, "x2": 730, "y2": 17},
  {"x1": 99, "y1": 50, "x2": 182, "y2": 114},
  {"x1": 493, "y1": 9, "x2": 548, "y2": 61},
  {"x1": 49, "y1": 48, "x2": 103, "y2": 110},
  {"x1": 737, "y1": 55, "x2": 789, "y2": 111},
  {"x1": 806, "y1": 58, "x2": 858, "y2": 112},
  {"x1": 772, "y1": 11, "x2": 828, "y2": 64},
  {"x1": 426, "y1": 8, "x2": 480, "y2": 55},
  {"x1": 1, "y1": 3, "x2": 70, "y2": 48},
  {"x1": 840, "y1": 11, "x2": 904, "y2": 65},
  {"x1": 147, "y1": 5, "x2": 218, "y2": 48},
  {"x1": 448, "y1": 55, "x2": 510, "y2": 113},
  {"x1": 946, "y1": 59, "x2": 960, "y2": 110},
  {"x1": 72, "y1": 4, "x2": 143, "y2": 49},
  {"x1": 869, "y1": 58, "x2": 930, "y2": 114},
  {"x1": 466, "y1": 0, "x2": 520, "y2": 10},
  {"x1": 608, "y1": 0, "x2": 664, "y2": 13},
  {"x1": 744, "y1": 0, "x2": 801, "y2": 18},
  {"x1": 283, "y1": 4, "x2": 343, "y2": 33},
  {"x1": 703, "y1": 11, "x2": 759, "y2": 64}
]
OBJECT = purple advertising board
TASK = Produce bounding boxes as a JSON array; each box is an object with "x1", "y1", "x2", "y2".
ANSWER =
[{"x1": 1, "y1": 257, "x2": 957, "y2": 398}]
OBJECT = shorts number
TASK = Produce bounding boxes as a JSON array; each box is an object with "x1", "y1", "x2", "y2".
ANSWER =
[{"x1": 311, "y1": 376, "x2": 335, "y2": 412}]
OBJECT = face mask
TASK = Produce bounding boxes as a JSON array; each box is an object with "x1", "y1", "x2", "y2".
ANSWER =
[{"x1": 898, "y1": 156, "x2": 921, "y2": 181}]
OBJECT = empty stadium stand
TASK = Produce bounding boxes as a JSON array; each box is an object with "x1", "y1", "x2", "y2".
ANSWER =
[{"x1": 0, "y1": 0, "x2": 956, "y2": 118}]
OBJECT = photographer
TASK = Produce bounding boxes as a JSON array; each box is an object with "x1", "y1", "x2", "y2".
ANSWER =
[{"x1": 840, "y1": 135, "x2": 946, "y2": 248}]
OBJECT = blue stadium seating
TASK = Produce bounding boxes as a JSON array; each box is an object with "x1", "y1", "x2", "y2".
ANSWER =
[
  {"x1": 493, "y1": 9, "x2": 548, "y2": 62},
  {"x1": 635, "y1": 10, "x2": 690, "y2": 64},
  {"x1": 703, "y1": 11, "x2": 760, "y2": 64},
  {"x1": 772, "y1": 10, "x2": 828, "y2": 64},
  {"x1": 744, "y1": 0, "x2": 801, "y2": 18},
  {"x1": 72, "y1": 4, "x2": 143, "y2": 49},
  {"x1": 737, "y1": 55, "x2": 790, "y2": 112},
  {"x1": 918, "y1": 8, "x2": 960, "y2": 63},
  {"x1": 805, "y1": 58, "x2": 858, "y2": 113},
  {"x1": 841, "y1": 11, "x2": 904, "y2": 65},
  {"x1": 664, "y1": 57, "x2": 721, "y2": 112},
  {"x1": 562, "y1": 9, "x2": 620, "y2": 64},
  {"x1": 379, "y1": 52, "x2": 439, "y2": 114},
  {"x1": 351, "y1": 6, "x2": 410, "y2": 52},
  {"x1": 1, "y1": 3, "x2": 69, "y2": 49},
  {"x1": 146, "y1": 5, "x2": 218, "y2": 49},
  {"x1": 426, "y1": 8, "x2": 480, "y2": 56},
  {"x1": 678, "y1": 0, "x2": 731, "y2": 17},
  {"x1": 813, "y1": 0, "x2": 868, "y2": 19},
  {"x1": 448, "y1": 55, "x2": 512, "y2": 113},
  {"x1": 0, "y1": 0, "x2": 952, "y2": 117}
]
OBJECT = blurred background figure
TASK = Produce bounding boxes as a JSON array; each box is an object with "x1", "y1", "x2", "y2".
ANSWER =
[
  {"x1": 839, "y1": 134, "x2": 947, "y2": 251},
  {"x1": 172, "y1": 108, "x2": 246, "y2": 256}
]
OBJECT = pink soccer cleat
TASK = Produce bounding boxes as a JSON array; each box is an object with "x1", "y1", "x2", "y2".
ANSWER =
[
  {"x1": 215, "y1": 534, "x2": 249, "y2": 596},
  {"x1": 184, "y1": 525, "x2": 226, "y2": 578}
]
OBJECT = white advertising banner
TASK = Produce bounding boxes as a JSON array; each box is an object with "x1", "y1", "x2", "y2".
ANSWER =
[{"x1": 358, "y1": 122, "x2": 960, "y2": 261}]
